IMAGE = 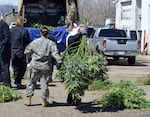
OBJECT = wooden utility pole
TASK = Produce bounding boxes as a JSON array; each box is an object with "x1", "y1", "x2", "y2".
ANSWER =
[
  {"x1": 65, "y1": 0, "x2": 79, "y2": 24},
  {"x1": 18, "y1": 0, "x2": 26, "y2": 26}
]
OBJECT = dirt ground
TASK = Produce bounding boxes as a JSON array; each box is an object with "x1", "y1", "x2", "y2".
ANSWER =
[{"x1": 0, "y1": 55, "x2": 150, "y2": 117}]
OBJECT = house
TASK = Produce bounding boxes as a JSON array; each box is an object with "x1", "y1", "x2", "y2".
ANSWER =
[{"x1": 114, "y1": 0, "x2": 150, "y2": 55}]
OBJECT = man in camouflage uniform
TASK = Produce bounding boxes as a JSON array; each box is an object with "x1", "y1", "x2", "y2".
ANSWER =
[{"x1": 24, "y1": 27, "x2": 62, "y2": 107}]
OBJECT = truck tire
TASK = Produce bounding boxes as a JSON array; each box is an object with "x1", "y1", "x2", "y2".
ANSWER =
[{"x1": 128, "y1": 56, "x2": 135, "y2": 65}]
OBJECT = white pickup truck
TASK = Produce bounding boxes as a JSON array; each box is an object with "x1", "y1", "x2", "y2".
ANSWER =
[{"x1": 87, "y1": 26, "x2": 141, "y2": 65}]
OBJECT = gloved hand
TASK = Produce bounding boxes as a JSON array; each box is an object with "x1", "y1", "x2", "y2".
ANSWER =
[{"x1": 56, "y1": 63, "x2": 62, "y2": 70}]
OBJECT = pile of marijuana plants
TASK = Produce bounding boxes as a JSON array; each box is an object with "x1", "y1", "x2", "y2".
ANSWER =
[
  {"x1": 0, "y1": 85, "x2": 22, "y2": 103},
  {"x1": 95, "y1": 80, "x2": 150, "y2": 110},
  {"x1": 57, "y1": 36, "x2": 108, "y2": 100}
]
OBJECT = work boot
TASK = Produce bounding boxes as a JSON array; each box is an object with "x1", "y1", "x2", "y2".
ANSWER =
[
  {"x1": 16, "y1": 84, "x2": 25, "y2": 89},
  {"x1": 42, "y1": 99, "x2": 49, "y2": 107},
  {"x1": 24, "y1": 96, "x2": 31, "y2": 106},
  {"x1": 67, "y1": 93, "x2": 73, "y2": 104}
]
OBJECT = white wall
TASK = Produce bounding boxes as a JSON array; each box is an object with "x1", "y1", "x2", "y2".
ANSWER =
[
  {"x1": 115, "y1": 2, "x2": 122, "y2": 29},
  {"x1": 115, "y1": 0, "x2": 150, "y2": 54},
  {"x1": 141, "y1": 0, "x2": 150, "y2": 54},
  {"x1": 115, "y1": 0, "x2": 139, "y2": 30}
]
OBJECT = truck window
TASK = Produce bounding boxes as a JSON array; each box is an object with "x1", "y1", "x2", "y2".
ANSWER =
[
  {"x1": 98, "y1": 29, "x2": 127, "y2": 37},
  {"x1": 90, "y1": 30, "x2": 96, "y2": 38},
  {"x1": 86, "y1": 27, "x2": 95, "y2": 38}
]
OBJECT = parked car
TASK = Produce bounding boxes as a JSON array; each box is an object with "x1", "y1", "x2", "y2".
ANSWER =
[{"x1": 87, "y1": 26, "x2": 141, "y2": 65}]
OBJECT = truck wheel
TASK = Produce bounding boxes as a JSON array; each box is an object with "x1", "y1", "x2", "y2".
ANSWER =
[{"x1": 128, "y1": 56, "x2": 135, "y2": 65}]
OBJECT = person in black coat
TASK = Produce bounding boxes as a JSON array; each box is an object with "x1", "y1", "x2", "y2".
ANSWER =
[
  {"x1": 10, "y1": 17, "x2": 31, "y2": 89},
  {"x1": 67, "y1": 24, "x2": 87, "y2": 54},
  {"x1": 0, "y1": 18, "x2": 11, "y2": 87}
]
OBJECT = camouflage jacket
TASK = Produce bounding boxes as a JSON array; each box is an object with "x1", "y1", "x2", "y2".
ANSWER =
[{"x1": 24, "y1": 36, "x2": 62, "y2": 70}]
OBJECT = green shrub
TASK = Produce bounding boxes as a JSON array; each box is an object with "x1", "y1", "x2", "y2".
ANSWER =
[
  {"x1": 0, "y1": 85, "x2": 22, "y2": 103},
  {"x1": 94, "y1": 80, "x2": 150, "y2": 110}
]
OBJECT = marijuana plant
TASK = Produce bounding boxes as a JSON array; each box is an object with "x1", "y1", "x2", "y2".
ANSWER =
[{"x1": 57, "y1": 36, "x2": 108, "y2": 103}]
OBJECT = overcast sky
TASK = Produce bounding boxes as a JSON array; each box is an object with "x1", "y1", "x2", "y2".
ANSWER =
[{"x1": 0, "y1": 0, "x2": 18, "y2": 6}]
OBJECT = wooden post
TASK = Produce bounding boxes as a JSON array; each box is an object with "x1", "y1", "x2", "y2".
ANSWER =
[
  {"x1": 22, "y1": 5, "x2": 25, "y2": 26},
  {"x1": 142, "y1": 30, "x2": 147, "y2": 55}
]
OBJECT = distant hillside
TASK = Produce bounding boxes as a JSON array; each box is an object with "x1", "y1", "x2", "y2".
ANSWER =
[{"x1": 0, "y1": 5, "x2": 17, "y2": 16}]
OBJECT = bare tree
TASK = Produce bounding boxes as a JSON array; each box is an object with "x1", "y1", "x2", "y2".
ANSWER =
[
  {"x1": 78, "y1": 0, "x2": 115, "y2": 25},
  {"x1": 96, "y1": 0, "x2": 115, "y2": 18}
]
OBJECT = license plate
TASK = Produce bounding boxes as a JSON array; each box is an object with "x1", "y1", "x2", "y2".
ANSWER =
[{"x1": 118, "y1": 51, "x2": 125, "y2": 55}]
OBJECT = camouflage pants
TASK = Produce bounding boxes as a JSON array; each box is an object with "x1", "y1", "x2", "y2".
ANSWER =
[{"x1": 26, "y1": 68, "x2": 51, "y2": 99}]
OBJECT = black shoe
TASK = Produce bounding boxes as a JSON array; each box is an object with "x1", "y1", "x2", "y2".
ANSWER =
[
  {"x1": 16, "y1": 84, "x2": 25, "y2": 89},
  {"x1": 67, "y1": 93, "x2": 73, "y2": 104}
]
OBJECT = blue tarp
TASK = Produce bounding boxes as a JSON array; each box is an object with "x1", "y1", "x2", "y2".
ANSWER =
[
  {"x1": 25, "y1": 27, "x2": 41, "y2": 41},
  {"x1": 26, "y1": 26, "x2": 68, "y2": 52},
  {"x1": 50, "y1": 26, "x2": 68, "y2": 52}
]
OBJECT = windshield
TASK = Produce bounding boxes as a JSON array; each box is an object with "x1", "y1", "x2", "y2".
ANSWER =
[{"x1": 99, "y1": 29, "x2": 127, "y2": 37}]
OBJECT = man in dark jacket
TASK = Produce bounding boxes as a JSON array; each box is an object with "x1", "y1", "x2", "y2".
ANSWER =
[
  {"x1": 10, "y1": 17, "x2": 31, "y2": 89},
  {"x1": 0, "y1": 18, "x2": 11, "y2": 87},
  {"x1": 67, "y1": 24, "x2": 87, "y2": 53}
]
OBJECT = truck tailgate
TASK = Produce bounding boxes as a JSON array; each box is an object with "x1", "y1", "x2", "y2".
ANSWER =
[{"x1": 105, "y1": 38, "x2": 138, "y2": 51}]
